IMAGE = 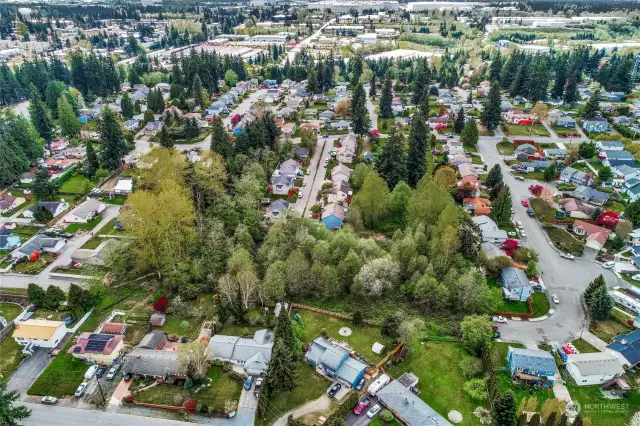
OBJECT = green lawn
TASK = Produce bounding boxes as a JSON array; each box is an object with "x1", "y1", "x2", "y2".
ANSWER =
[
  {"x1": 531, "y1": 293, "x2": 551, "y2": 318},
  {"x1": 388, "y1": 342, "x2": 483, "y2": 425},
  {"x1": 571, "y1": 338, "x2": 599, "y2": 353},
  {"x1": 530, "y1": 199, "x2": 559, "y2": 222},
  {"x1": 510, "y1": 170, "x2": 545, "y2": 181},
  {"x1": 551, "y1": 125, "x2": 578, "y2": 138},
  {"x1": 13, "y1": 252, "x2": 55, "y2": 275},
  {"x1": 496, "y1": 142, "x2": 516, "y2": 155},
  {"x1": 28, "y1": 353, "x2": 88, "y2": 397},
  {"x1": 495, "y1": 300, "x2": 530, "y2": 315},
  {"x1": 296, "y1": 310, "x2": 393, "y2": 364},
  {"x1": 81, "y1": 237, "x2": 103, "y2": 250},
  {"x1": 96, "y1": 218, "x2": 129, "y2": 236},
  {"x1": 504, "y1": 124, "x2": 550, "y2": 137},
  {"x1": 12, "y1": 226, "x2": 41, "y2": 239},
  {"x1": 590, "y1": 310, "x2": 635, "y2": 344},
  {"x1": 58, "y1": 174, "x2": 98, "y2": 194},
  {"x1": 134, "y1": 383, "x2": 191, "y2": 406},
  {"x1": 196, "y1": 367, "x2": 243, "y2": 413},
  {"x1": 544, "y1": 227, "x2": 584, "y2": 256},
  {"x1": 258, "y1": 363, "x2": 330, "y2": 426},
  {"x1": 157, "y1": 315, "x2": 202, "y2": 339},
  {"x1": 101, "y1": 197, "x2": 127, "y2": 205},
  {"x1": 218, "y1": 323, "x2": 264, "y2": 337},
  {"x1": 0, "y1": 338, "x2": 23, "y2": 382},
  {"x1": 0, "y1": 302, "x2": 23, "y2": 321},
  {"x1": 65, "y1": 217, "x2": 102, "y2": 233},
  {"x1": 567, "y1": 384, "x2": 640, "y2": 426},
  {"x1": 369, "y1": 417, "x2": 402, "y2": 426}
]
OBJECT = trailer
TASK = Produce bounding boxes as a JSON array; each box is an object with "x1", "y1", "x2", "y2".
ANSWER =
[{"x1": 367, "y1": 374, "x2": 390, "y2": 396}]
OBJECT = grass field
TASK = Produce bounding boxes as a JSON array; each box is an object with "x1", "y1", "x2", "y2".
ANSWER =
[
  {"x1": 12, "y1": 226, "x2": 41, "y2": 239},
  {"x1": 28, "y1": 352, "x2": 89, "y2": 397},
  {"x1": 544, "y1": 227, "x2": 584, "y2": 256},
  {"x1": 531, "y1": 293, "x2": 551, "y2": 318},
  {"x1": 504, "y1": 124, "x2": 550, "y2": 137},
  {"x1": 80, "y1": 237, "x2": 103, "y2": 250},
  {"x1": 59, "y1": 174, "x2": 98, "y2": 194},
  {"x1": 571, "y1": 338, "x2": 599, "y2": 353},
  {"x1": 65, "y1": 217, "x2": 102, "y2": 233},
  {"x1": 496, "y1": 142, "x2": 516, "y2": 155},
  {"x1": 0, "y1": 338, "x2": 23, "y2": 382},
  {"x1": 0, "y1": 302, "x2": 23, "y2": 321},
  {"x1": 567, "y1": 384, "x2": 640, "y2": 426},
  {"x1": 530, "y1": 198, "x2": 558, "y2": 222},
  {"x1": 157, "y1": 315, "x2": 202, "y2": 339}
]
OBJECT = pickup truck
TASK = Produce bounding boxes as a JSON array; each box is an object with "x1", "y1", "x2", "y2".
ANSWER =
[{"x1": 254, "y1": 377, "x2": 263, "y2": 398}]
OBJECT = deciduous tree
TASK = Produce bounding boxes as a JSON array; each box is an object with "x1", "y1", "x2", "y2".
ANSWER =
[{"x1": 351, "y1": 172, "x2": 389, "y2": 228}]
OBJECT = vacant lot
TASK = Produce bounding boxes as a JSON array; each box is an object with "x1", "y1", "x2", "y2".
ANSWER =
[
  {"x1": 567, "y1": 384, "x2": 640, "y2": 426},
  {"x1": 504, "y1": 124, "x2": 550, "y2": 137},
  {"x1": 28, "y1": 352, "x2": 88, "y2": 397},
  {"x1": 496, "y1": 142, "x2": 516, "y2": 155},
  {"x1": 544, "y1": 227, "x2": 584, "y2": 256},
  {"x1": 0, "y1": 338, "x2": 23, "y2": 382},
  {"x1": 590, "y1": 310, "x2": 634, "y2": 343},
  {"x1": 59, "y1": 174, "x2": 98, "y2": 194}
]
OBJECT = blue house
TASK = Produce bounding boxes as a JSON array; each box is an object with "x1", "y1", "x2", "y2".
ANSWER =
[
  {"x1": 501, "y1": 267, "x2": 532, "y2": 302},
  {"x1": 607, "y1": 329, "x2": 640, "y2": 367},
  {"x1": 507, "y1": 347, "x2": 557, "y2": 386},
  {"x1": 0, "y1": 229, "x2": 20, "y2": 250},
  {"x1": 305, "y1": 337, "x2": 366, "y2": 387},
  {"x1": 583, "y1": 120, "x2": 610, "y2": 133}
]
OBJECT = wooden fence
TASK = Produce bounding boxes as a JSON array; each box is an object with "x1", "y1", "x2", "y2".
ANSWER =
[
  {"x1": 493, "y1": 297, "x2": 533, "y2": 319},
  {"x1": 289, "y1": 303, "x2": 381, "y2": 327}
]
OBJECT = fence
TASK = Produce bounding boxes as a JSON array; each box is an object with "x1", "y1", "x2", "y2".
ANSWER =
[
  {"x1": 0, "y1": 294, "x2": 28, "y2": 305},
  {"x1": 366, "y1": 342, "x2": 403, "y2": 377},
  {"x1": 289, "y1": 303, "x2": 381, "y2": 327},
  {"x1": 0, "y1": 320, "x2": 15, "y2": 342}
]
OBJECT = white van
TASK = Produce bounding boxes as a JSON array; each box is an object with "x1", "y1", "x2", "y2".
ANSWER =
[{"x1": 85, "y1": 365, "x2": 99, "y2": 380}]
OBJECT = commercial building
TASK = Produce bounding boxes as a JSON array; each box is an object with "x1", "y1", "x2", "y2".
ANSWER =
[
  {"x1": 406, "y1": 1, "x2": 487, "y2": 12},
  {"x1": 308, "y1": 1, "x2": 399, "y2": 13}
]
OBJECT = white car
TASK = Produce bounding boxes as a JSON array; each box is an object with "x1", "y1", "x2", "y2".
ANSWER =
[
  {"x1": 367, "y1": 404, "x2": 381, "y2": 418},
  {"x1": 602, "y1": 261, "x2": 615, "y2": 269},
  {"x1": 633, "y1": 274, "x2": 640, "y2": 282},
  {"x1": 306, "y1": 169, "x2": 310, "y2": 175},
  {"x1": 516, "y1": 221, "x2": 523, "y2": 229},
  {"x1": 520, "y1": 231, "x2": 527, "y2": 238},
  {"x1": 507, "y1": 232, "x2": 517, "y2": 237},
  {"x1": 559, "y1": 252, "x2": 575, "y2": 260},
  {"x1": 41, "y1": 396, "x2": 58, "y2": 404},
  {"x1": 515, "y1": 176, "x2": 525, "y2": 181},
  {"x1": 492, "y1": 316, "x2": 507, "y2": 324},
  {"x1": 552, "y1": 294, "x2": 560, "y2": 304},
  {"x1": 84, "y1": 365, "x2": 98, "y2": 380},
  {"x1": 308, "y1": 212, "x2": 313, "y2": 218},
  {"x1": 74, "y1": 382, "x2": 88, "y2": 397},
  {"x1": 302, "y1": 181, "x2": 307, "y2": 187}
]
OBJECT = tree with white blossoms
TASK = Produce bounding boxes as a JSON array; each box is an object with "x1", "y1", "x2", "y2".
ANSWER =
[
  {"x1": 627, "y1": 412, "x2": 640, "y2": 426},
  {"x1": 352, "y1": 256, "x2": 399, "y2": 297}
]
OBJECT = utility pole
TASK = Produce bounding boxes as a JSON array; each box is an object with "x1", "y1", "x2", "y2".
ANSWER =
[{"x1": 94, "y1": 375, "x2": 106, "y2": 405}]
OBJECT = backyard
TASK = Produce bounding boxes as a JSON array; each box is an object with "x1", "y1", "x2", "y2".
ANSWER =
[{"x1": 551, "y1": 126, "x2": 579, "y2": 138}]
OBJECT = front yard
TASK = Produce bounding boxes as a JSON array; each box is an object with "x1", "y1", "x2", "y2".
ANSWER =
[
  {"x1": 65, "y1": 216, "x2": 102, "y2": 233},
  {"x1": 571, "y1": 338, "x2": 599, "y2": 353},
  {"x1": 0, "y1": 338, "x2": 23, "y2": 382},
  {"x1": 28, "y1": 351, "x2": 89, "y2": 397},
  {"x1": 544, "y1": 227, "x2": 585, "y2": 256},
  {"x1": 530, "y1": 198, "x2": 559, "y2": 222},
  {"x1": 503, "y1": 124, "x2": 550, "y2": 137},
  {"x1": 13, "y1": 252, "x2": 55, "y2": 275}
]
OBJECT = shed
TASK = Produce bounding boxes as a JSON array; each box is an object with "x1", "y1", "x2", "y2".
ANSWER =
[{"x1": 149, "y1": 313, "x2": 166, "y2": 327}]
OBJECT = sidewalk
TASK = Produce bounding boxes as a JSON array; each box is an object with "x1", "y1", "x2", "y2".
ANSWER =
[{"x1": 580, "y1": 330, "x2": 609, "y2": 351}]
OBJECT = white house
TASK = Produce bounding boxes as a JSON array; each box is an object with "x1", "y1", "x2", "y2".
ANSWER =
[
  {"x1": 566, "y1": 352, "x2": 624, "y2": 386},
  {"x1": 13, "y1": 319, "x2": 68, "y2": 349},
  {"x1": 23, "y1": 201, "x2": 69, "y2": 219},
  {"x1": 114, "y1": 178, "x2": 134, "y2": 195},
  {"x1": 64, "y1": 199, "x2": 106, "y2": 224},
  {"x1": 337, "y1": 134, "x2": 358, "y2": 164}
]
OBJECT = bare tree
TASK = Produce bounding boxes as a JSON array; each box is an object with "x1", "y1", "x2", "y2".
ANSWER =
[{"x1": 177, "y1": 340, "x2": 208, "y2": 380}]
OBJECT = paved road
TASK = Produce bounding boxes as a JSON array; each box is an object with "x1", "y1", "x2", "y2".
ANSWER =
[
  {"x1": 477, "y1": 138, "x2": 622, "y2": 345},
  {"x1": 295, "y1": 136, "x2": 340, "y2": 215},
  {"x1": 345, "y1": 396, "x2": 379, "y2": 426}
]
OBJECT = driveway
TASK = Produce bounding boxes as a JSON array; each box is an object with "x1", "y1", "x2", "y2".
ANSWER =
[
  {"x1": 478, "y1": 138, "x2": 622, "y2": 345},
  {"x1": 6, "y1": 348, "x2": 50, "y2": 395},
  {"x1": 345, "y1": 396, "x2": 379, "y2": 426}
]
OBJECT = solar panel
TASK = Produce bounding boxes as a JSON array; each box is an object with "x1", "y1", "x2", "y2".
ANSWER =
[
  {"x1": 88, "y1": 334, "x2": 112, "y2": 341},
  {"x1": 86, "y1": 340, "x2": 108, "y2": 351}
]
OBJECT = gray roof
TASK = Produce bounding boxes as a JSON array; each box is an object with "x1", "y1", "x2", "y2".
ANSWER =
[
  {"x1": 604, "y1": 150, "x2": 635, "y2": 161},
  {"x1": 279, "y1": 159, "x2": 300, "y2": 176},
  {"x1": 17, "y1": 236, "x2": 64, "y2": 257},
  {"x1": 397, "y1": 372, "x2": 419, "y2": 388},
  {"x1": 29, "y1": 201, "x2": 62, "y2": 215},
  {"x1": 207, "y1": 335, "x2": 239, "y2": 359},
  {"x1": 567, "y1": 352, "x2": 624, "y2": 376},
  {"x1": 272, "y1": 174, "x2": 294, "y2": 186},
  {"x1": 68, "y1": 199, "x2": 102, "y2": 220},
  {"x1": 138, "y1": 331, "x2": 168, "y2": 349},
  {"x1": 268, "y1": 199, "x2": 290, "y2": 214},
  {"x1": 123, "y1": 348, "x2": 186, "y2": 378},
  {"x1": 615, "y1": 164, "x2": 638, "y2": 175},
  {"x1": 244, "y1": 351, "x2": 270, "y2": 375},
  {"x1": 337, "y1": 356, "x2": 365, "y2": 384},
  {"x1": 377, "y1": 380, "x2": 452, "y2": 426},
  {"x1": 502, "y1": 267, "x2": 530, "y2": 290},
  {"x1": 509, "y1": 347, "x2": 557, "y2": 375},
  {"x1": 207, "y1": 329, "x2": 273, "y2": 363},
  {"x1": 600, "y1": 141, "x2": 624, "y2": 149}
]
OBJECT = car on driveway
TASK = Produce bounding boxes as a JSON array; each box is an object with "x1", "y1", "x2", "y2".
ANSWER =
[
  {"x1": 353, "y1": 397, "x2": 371, "y2": 415},
  {"x1": 84, "y1": 365, "x2": 98, "y2": 380},
  {"x1": 123, "y1": 373, "x2": 133, "y2": 382},
  {"x1": 328, "y1": 383, "x2": 342, "y2": 398},
  {"x1": 552, "y1": 294, "x2": 560, "y2": 304},
  {"x1": 244, "y1": 376, "x2": 253, "y2": 390},
  {"x1": 41, "y1": 396, "x2": 58, "y2": 404},
  {"x1": 516, "y1": 221, "x2": 523, "y2": 229},
  {"x1": 521, "y1": 200, "x2": 529, "y2": 207},
  {"x1": 355, "y1": 378, "x2": 365, "y2": 390},
  {"x1": 603, "y1": 261, "x2": 615, "y2": 269},
  {"x1": 96, "y1": 366, "x2": 108, "y2": 378},
  {"x1": 508, "y1": 231, "x2": 517, "y2": 237},
  {"x1": 367, "y1": 404, "x2": 381, "y2": 418},
  {"x1": 74, "y1": 382, "x2": 88, "y2": 397},
  {"x1": 106, "y1": 364, "x2": 121, "y2": 380},
  {"x1": 520, "y1": 231, "x2": 527, "y2": 238}
]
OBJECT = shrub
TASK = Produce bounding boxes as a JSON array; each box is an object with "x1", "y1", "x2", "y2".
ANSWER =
[
  {"x1": 173, "y1": 394, "x2": 185, "y2": 406},
  {"x1": 321, "y1": 328, "x2": 329, "y2": 338},
  {"x1": 154, "y1": 295, "x2": 168, "y2": 312},
  {"x1": 463, "y1": 378, "x2": 488, "y2": 400},
  {"x1": 180, "y1": 320, "x2": 190, "y2": 331},
  {"x1": 246, "y1": 310, "x2": 263, "y2": 326},
  {"x1": 352, "y1": 310, "x2": 363, "y2": 325},
  {"x1": 459, "y1": 357, "x2": 483, "y2": 378},
  {"x1": 199, "y1": 403, "x2": 209, "y2": 414},
  {"x1": 380, "y1": 409, "x2": 395, "y2": 423}
]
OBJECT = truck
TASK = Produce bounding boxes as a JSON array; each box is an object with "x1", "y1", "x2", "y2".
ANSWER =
[
  {"x1": 367, "y1": 374, "x2": 390, "y2": 396},
  {"x1": 254, "y1": 377, "x2": 263, "y2": 398}
]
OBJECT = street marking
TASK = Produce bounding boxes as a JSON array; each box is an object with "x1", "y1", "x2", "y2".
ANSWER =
[
  {"x1": 536, "y1": 328, "x2": 545, "y2": 334},
  {"x1": 555, "y1": 323, "x2": 564, "y2": 328}
]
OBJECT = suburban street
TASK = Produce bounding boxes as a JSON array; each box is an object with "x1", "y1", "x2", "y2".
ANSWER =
[
  {"x1": 294, "y1": 135, "x2": 340, "y2": 215},
  {"x1": 477, "y1": 138, "x2": 622, "y2": 345}
]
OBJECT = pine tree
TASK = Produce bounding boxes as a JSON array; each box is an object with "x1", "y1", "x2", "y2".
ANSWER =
[
  {"x1": 121, "y1": 92, "x2": 134, "y2": 119},
  {"x1": 375, "y1": 125, "x2": 406, "y2": 189},
  {"x1": 351, "y1": 84, "x2": 370, "y2": 136},
  {"x1": 563, "y1": 73, "x2": 579, "y2": 105},
  {"x1": 0, "y1": 382, "x2": 31, "y2": 426},
  {"x1": 369, "y1": 73, "x2": 376, "y2": 97},
  {"x1": 183, "y1": 118, "x2": 200, "y2": 140},
  {"x1": 98, "y1": 107, "x2": 127, "y2": 171},
  {"x1": 33, "y1": 168, "x2": 58, "y2": 200},
  {"x1": 210, "y1": 116, "x2": 233, "y2": 158},
  {"x1": 84, "y1": 141, "x2": 99, "y2": 178},
  {"x1": 584, "y1": 89, "x2": 600, "y2": 119},
  {"x1": 274, "y1": 310, "x2": 297, "y2": 357},
  {"x1": 481, "y1": 81, "x2": 501, "y2": 130},
  {"x1": 350, "y1": 55, "x2": 363, "y2": 87},
  {"x1": 454, "y1": 110, "x2": 465, "y2": 134},
  {"x1": 460, "y1": 118, "x2": 478, "y2": 146},
  {"x1": 490, "y1": 185, "x2": 512, "y2": 226},
  {"x1": 263, "y1": 340, "x2": 297, "y2": 395},
  {"x1": 28, "y1": 85, "x2": 54, "y2": 143},
  {"x1": 379, "y1": 78, "x2": 393, "y2": 119},
  {"x1": 543, "y1": 163, "x2": 557, "y2": 182},
  {"x1": 57, "y1": 96, "x2": 81, "y2": 139},
  {"x1": 494, "y1": 391, "x2": 517, "y2": 426},
  {"x1": 191, "y1": 74, "x2": 203, "y2": 103},
  {"x1": 585, "y1": 275, "x2": 606, "y2": 301},
  {"x1": 557, "y1": 414, "x2": 568, "y2": 426},
  {"x1": 589, "y1": 284, "x2": 613, "y2": 321},
  {"x1": 406, "y1": 110, "x2": 428, "y2": 187},
  {"x1": 551, "y1": 58, "x2": 567, "y2": 100},
  {"x1": 307, "y1": 67, "x2": 319, "y2": 94},
  {"x1": 159, "y1": 124, "x2": 174, "y2": 148},
  {"x1": 486, "y1": 164, "x2": 503, "y2": 187}
]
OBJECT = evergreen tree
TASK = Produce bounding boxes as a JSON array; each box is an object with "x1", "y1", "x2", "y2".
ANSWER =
[
  {"x1": 98, "y1": 107, "x2": 127, "y2": 170},
  {"x1": 563, "y1": 73, "x2": 579, "y2": 105},
  {"x1": 375, "y1": 125, "x2": 406, "y2": 189},
  {"x1": 481, "y1": 81, "x2": 501, "y2": 130},
  {"x1": 274, "y1": 310, "x2": 297, "y2": 357},
  {"x1": 0, "y1": 382, "x2": 31, "y2": 426},
  {"x1": 183, "y1": 118, "x2": 200, "y2": 140},
  {"x1": 191, "y1": 73, "x2": 203, "y2": 103},
  {"x1": 263, "y1": 340, "x2": 297, "y2": 395},
  {"x1": 529, "y1": 413, "x2": 542, "y2": 426},
  {"x1": 210, "y1": 116, "x2": 233, "y2": 158},
  {"x1": 486, "y1": 164, "x2": 503, "y2": 187},
  {"x1": 33, "y1": 168, "x2": 58, "y2": 200},
  {"x1": 120, "y1": 92, "x2": 134, "y2": 119},
  {"x1": 557, "y1": 414, "x2": 568, "y2": 426},
  {"x1": 57, "y1": 96, "x2": 81, "y2": 139},
  {"x1": 460, "y1": 118, "x2": 478, "y2": 146},
  {"x1": 369, "y1": 73, "x2": 376, "y2": 97},
  {"x1": 84, "y1": 141, "x2": 99, "y2": 178},
  {"x1": 159, "y1": 124, "x2": 174, "y2": 148},
  {"x1": 517, "y1": 414, "x2": 528, "y2": 426},
  {"x1": 27, "y1": 283, "x2": 45, "y2": 307},
  {"x1": 493, "y1": 391, "x2": 517, "y2": 426},
  {"x1": 406, "y1": 110, "x2": 428, "y2": 187},
  {"x1": 543, "y1": 163, "x2": 557, "y2": 182},
  {"x1": 350, "y1": 55, "x2": 363, "y2": 87},
  {"x1": 544, "y1": 412, "x2": 557, "y2": 426},
  {"x1": 585, "y1": 275, "x2": 606, "y2": 301},
  {"x1": 589, "y1": 284, "x2": 613, "y2": 321},
  {"x1": 306, "y1": 67, "x2": 319, "y2": 94},
  {"x1": 351, "y1": 84, "x2": 370, "y2": 136},
  {"x1": 490, "y1": 185, "x2": 512, "y2": 226},
  {"x1": 379, "y1": 78, "x2": 393, "y2": 119},
  {"x1": 551, "y1": 58, "x2": 567, "y2": 100},
  {"x1": 584, "y1": 89, "x2": 600, "y2": 119},
  {"x1": 28, "y1": 85, "x2": 54, "y2": 143},
  {"x1": 454, "y1": 110, "x2": 465, "y2": 134}
]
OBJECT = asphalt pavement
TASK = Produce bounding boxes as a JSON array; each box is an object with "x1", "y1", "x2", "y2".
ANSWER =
[
  {"x1": 5, "y1": 348, "x2": 50, "y2": 395},
  {"x1": 294, "y1": 135, "x2": 340, "y2": 216},
  {"x1": 345, "y1": 395, "x2": 379, "y2": 426}
]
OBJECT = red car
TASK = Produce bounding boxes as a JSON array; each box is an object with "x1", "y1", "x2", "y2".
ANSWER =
[
  {"x1": 354, "y1": 397, "x2": 371, "y2": 415},
  {"x1": 521, "y1": 200, "x2": 529, "y2": 207}
]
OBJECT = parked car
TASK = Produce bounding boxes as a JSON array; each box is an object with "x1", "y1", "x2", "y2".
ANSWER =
[
  {"x1": 74, "y1": 382, "x2": 88, "y2": 397},
  {"x1": 521, "y1": 200, "x2": 529, "y2": 207},
  {"x1": 84, "y1": 365, "x2": 98, "y2": 380},
  {"x1": 353, "y1": 397, "x2": 372, "y2": 415},
  {"x1": 355, "y1": 378, "x2": 365, "y2": 391},
  {"x1": 306, "y1": 169, "x2": 311, "y2": 175},
  {"x1": 527, "y1": 208, "x2": 535, "y2": 217},
  {"x1": 559, "y1": 252, "x2": 575, "y2": 260},
  {"x1": 552, "y1": 294, "x2": 560, "y2": 304},
  {"x1": 327, "y1": 383, "x2": 342, "y2": 398},
  {"x1": 632, "y1": 275, "x2": 640, "y2": 282},
  {"x1": 367, "y1": 404, "x2": 381, "y2": 418},
  {"x1": 508, "y1": 231, "x2": 517, "y2": 237},
  {"x1": 492, "y1": 316, "x2": 507, "y2": 324},
  {"x1": 95, "y1": 366, "x2": 108, "y2": 379},
  {"x1": 602, "y1": 261, "x2": 616, "y2": 269},
  {"x1": 302, "y1": 180, "x2": 306, "y2": 187},
  {"x1": 244, "y1": 376, "x2": 254, "y2": 390},
  {"x1": 106, "y1": 364, "x2": 121, "y2": 380},
  {"x1": 516, "y1": 221, "x2": 523, "y2": 229},
  {"x1": 515, "y1": 176, "x2": 525, "y2": 181},
  {"x1": 123, "y1": 373, "x2": 133, "y2": 382},
  {"x1": 520, "y1": 231, "x2": 527, "y2": 238},
  {"x1": 532, "y1": 284, "x2": 543, "y2": 292},
  {"x1": 41, "y1": 396, "x2": 58, "y2": 404}
]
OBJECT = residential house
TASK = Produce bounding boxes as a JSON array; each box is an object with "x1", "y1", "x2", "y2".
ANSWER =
[
  {"x1": 276, "y1": 159, "x2": 301, "y2": 179},
  {"x1": 543, "y1": 149, "x2": 567, "y2": 160},
  {"x1": 472, "y1": 215, "x2": 508, "y2": 244},
  {"x1": 305, "y1": 337, "x2": 366, "y2": 387},
  {"x1": 50, "y1": 138, "x2": 69, "y2": 152},
  {"x1": 608, "y1": 160, "x2": 639, "y2": 177},
  {"x1": 463, "y1": 197, "x2": 491, "y2": 216},
  {"x1": 0, "y1": 196, "x2": 25, "y2": 215},
  {"x1": 292, "y1": 147, "x2": 310, "y2": 159},
  {"x1": 602, "y1": 150, "x2": 635, "y2": 163},
  {"x1": 0, "y1": 228, "x2": 21, "y2": 251},
  {"x1": 64, "y1": 199, "x2": 106, "y2": 224},
  {"x1": 20, "y1": 170, "x2": 36, "y2": 185},
  {"x1": 566, "y1": 352, "x2": 624, "y2": 386},
  {"x1": 391, "y1": 97, "x2": 403, "y2": 114},
  {"x1": 560, "y1": 167, "x2": 592, "y2": 186},
  {"x1": 319, "y1": 110, "x2": 334, "y2": 120},
  {"x1": 337, "y1": 134, "x2": 358, "y2": 164},
  {"x1": 514, "y1": 144, "x2": 541, "y2": 161},
  {"x1": 504, "y1": 109, "x2": 535, "y2": 124},
  {"x1": 549, "y1": 110, "x2": 576, "y2": 127},
  {"x1": 68, "y1": 333, "x2": 124, "y2": 363},
  {"x1": 521, "y1": 160, "x2": 553, "y2": 171},
  {"x1": 501, "y1": 267, "x2": 532, "y2": 302},
  {"x1": 100, "y1": 322, "x2": 127, "y2": 335},
  {"x1": 281, "y1": 122, "x2": 296, "y2": 139},
  {"x1": 376, "y1": 379, "x2": 452, "y2": 426},
  {"x1": 327, "y1": 180, "x2": 351, "y2": 204},
  {"x1": 572, "y1": 220, "x2": 612, "y2": 251},
  {"x1": 12, "y1": 319, "x2": 67, "y2": 349},
  {"x1": 114, "y1": 178, "x2": 134, "y2": 195},
  {"x1": 205, "y1": 101, "x2": 228, "y2": 117},
  {"x1": 614, "y1": 116, "x2": 633, "y2": 127},
  {"x1": 138, "y1": 331, "x2": 168, "y2": 350},
  {"x1": 602, "y1": 91, "x2": 625, "y2": 102},
  {"x1": 71, "y1": 238, "x2": 122, "y2": 267},
  {"x1": 448, "y1": 153, "x2": 472, "y2": 166},
  {"x1": 558, "y1": 198, "x2": 596, "y2": 219},
  {"x1": 206, "y1": 329, "x2": 274, "y2": 375},
  {"x1": 329, "y1": 120, "x2": 350, "y2": 131},
  {"x1": 267, "y1": 199, "x2": 290, "y2": 221},
  {"x1": 500, "y1": 100, "x2": 515, "y2": 111},
  {"x1": 300, "y1": 122, "x2": 321, "y2": 133},
  {"x1": 570, "y1": 185, "x2": 610, "y2": 206},
  {"x1": 507, "y1": 347, "x2": 557, "y2": 385},
  {"x1": 429, "y1": 115, "x2": 449, "y2": 127},
  {"x1": 12, "y1": 235, "x2": 66, "y2": 259},
  {"x1": 625, "y1": 178, "x2": 640, "y2": 201},
  {"x1": 271, "y1": 174, "x2": 295, "y2": 196},
  {"x1": 583, "y1": 120, "x2": 610, "y2": 133},
  {"x1": 123, "y1": 349, "x2": 187, "y2": 380},
  {"x1": 607, "y1": 329, "x2": 640, "y2": 367},
  {"x1": 156, "y1": 83, "x2": 170, "y2": 93},
  {"x1": 144, "y1": 121, "x2": 163, "y2": 136},
  {"x1": 286, "y1": 97, "x2": 304, "y2": 110},
  {"x1": 123, "y1": 119, "x2": 140, "y2": 131},
  {"x1": 332, "y1": 164, "x2": 352, "y2": 183},
  {"x1": 446, "y1": 140, "x2": 464, "y2": 155},
  {"x1": 322, "y1": 203, "x2": 345, "y2": 230},
  {"x1": 24, "y1": 201, "x2": 69, "y2": 219},
  {"x1": 458, "y1": 163, "x2": 479, "y2": 179},
  {"x1": 149, "y1": 313, "x2": 166, "y2": 327},
  {"x1": 277, "y1": 107, "x2": 295, "y2": 119},
  {"x1": 131, "y1": 89, "x2": 148, "y2": 102},
  {"x1": 597, "y1": 141, "x2": 625, "y2": 151},
  {"x1": 614, "y1": 164, "x2": 639, "y2": 182}
]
